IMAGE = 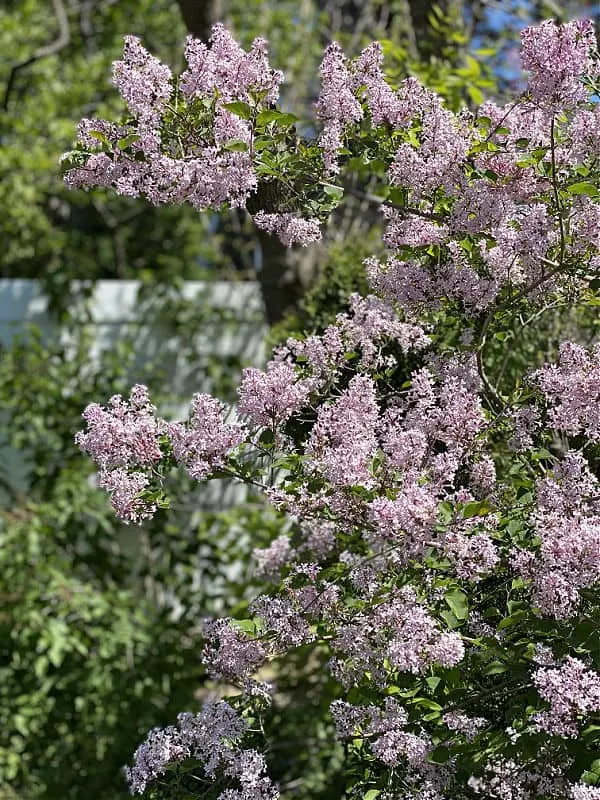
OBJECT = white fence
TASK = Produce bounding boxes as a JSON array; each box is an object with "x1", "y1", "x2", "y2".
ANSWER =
[{"x1": 0, "y1": 279, "x2": 267, "y2": 507}]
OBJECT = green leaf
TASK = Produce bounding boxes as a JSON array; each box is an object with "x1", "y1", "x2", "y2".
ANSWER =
[
  {"x1": 322, "y1": 183, "x2": 344, "y2": 201},
  {"x1": 429, "y1": 746, "x2": 450, "y2": 764},
  {"x1": 484, "y1": 661, "x2": 508, "y2": 675},
  {"x1": 364, "y1": 791, "x2": 381, "y2": 800},
  {"x1": 88, "y1": 130, "x2": 109, "y2": 145},
  {"x1": 222, "y1": 101, "x2": 253, "y2": 119},
  {"x1": 257, "y1": 109, "x2": 298, "y2": 126},
  {"x1": 117, "y1": 133, "x2": 140, "y2": 150},
  {"x1": 467, "y1": 85, "x2": 484, "y2": 106},
  {"x1": 462, "y1": 500, "x2": 492, "y2": 518},
  {"x1": 223, "y1": 139, "x2": 249, "y2": 152},
  {"x1": 231, "y1": 619, "x2": 256, "y2": 635},
  {"x1": 444, "y1": 588, "x2": 469, "y2": 620},
  {"x1": 566, "y1": 181, "x2": 599, "y2": 197}
]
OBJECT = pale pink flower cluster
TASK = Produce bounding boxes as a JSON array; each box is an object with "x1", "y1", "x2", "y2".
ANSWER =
[
  {"x1": 331, "y1": 697, "x2": 431, "y2": 768},
  {"x1": 252, "y1": 534, "x2": 293, "y2": 581},
  {"x1": 77, "y1": 387, "x2": 246, "y2": 522},
  {"x1": 389, "y1": 99, "x2": 471, "y2": 199},
  {"x1": 125, "y1": 701, "x2": 277, "y2": 799},
  {"x1": 252, "y1": 212, "x2": 322, "y2": 247},
  {"x1": 168, "y1": 393, "x2": 245, "y2": 480},
  {"x1": 112, "y1": 35, "x2": 172, "y2": 135},
  {"x1": 65, "y1": 25, "x2": 283, "y2": 217},
  {"x1": 250, "y1": 594, "x2": 314, "y2": 648},
  {"x1": 533, "y1": 657, "x2": 600, "y2": 737},
  {"x1": 181, "y1": 25, "x2": 283, "y2": 104},
  {"x1": 442, "y1": 528, "x2": 499, "y2": 582},
  {"x1": 515, "y1": 451, "x2": 600, "y2": 618},
  {"x1": 571, "y1": 785, "x2": 600, "y2": 800},
  {"x1": 238, "y1": 361, "x2": 312, "y2": 427},
  {"x1": 315, "y1": 43, "x2": 363, "y2": 174},
  {"x1": 537, "y1": 341, "x2": 600, "y2": 440},
  {"x1": 383, "y1": 209, "x2": 449, "y2": 249},
  {"x1": 279, "y1": 293, "x2": 429, "y2": 382},
  {"x1": 76, "y1": 385, "x2": 164, "y2": 523},
  {"x1": 202, "y1": 619, "x2": 267, "y2": 683},
  {"x1": 76, "y1": 384, "x2": 163, "y2": 470},
  {"x1": 520, "y1": 18, "x2": 598, "y2": 107},
  {"x1": 97, "y1": 469, "x2": 155, "y2": 524},
  {"x1": 308, "y1": 375, "x2": 379, "y2": 488},
  {"x1": 366, "y1": 252, "x2": 497, "y2": 316},
  {"x1": 469, "y1": 757, "x2": 570, "y2": 799},
  {"x1": 354, "y1": 46, "x2": 426, "y2": 127},
  {"x1": 442, "y1": 711, "x2": 487, "y2": 742},
  {"x1": 330, "y1": 588, "x2": 464, "y2": 688}
]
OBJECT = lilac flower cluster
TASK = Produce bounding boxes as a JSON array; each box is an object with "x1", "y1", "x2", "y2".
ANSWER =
[
  {"x1": 536, "y1": 341, "x2": 600, "y2": 440},
  {"x1": 202, "y1": 619, "x2": 267, "y2": 684},
  {"x1": 533, "y1": 657, "x2": 600, "y2": 737},
  {"x1": 330, "y1": 587, "x2": 464, "y2": 688},
  {"x1": 65, "y1": 25, "x2": 283, "y2": 221},
  {"x1": 168, "y1": 393, "x2": 244, "y2": 480},
  {"x1": 180, "y1": 25, "x2": 283, "y2": 105},
  {"x1": 468, "y1": 756, "x2": 570, "y2": 799},
  {"x1": 238, "y1": 361, "x2": 312, "y2": 427},
  {"x1": 315, "y1": 43, "x2": 363, "y2": 174},
  {"x1": 511, "y1": 450, "x2": 600, "y2": 618},
  {"x1": 520, "y1": 19, "x2": 598, "y2": 107},
  {"x1": 252, "y1": 212, "x2": 322, "y2": 247},
  {"x1": 331, "y1": 697, "x2": 432, "y2": 768},
  {"x1": 76, "y1": 387, "x2": 246, "y2": 522},
  {"x1": 442, "y1": 711, "x2": 487, "y2": 742},
  {"x1": 125, "y1": 701, "x2": 277, "y2": 799},
  {"x1": 307, "y1": 375, "x2": 379, "y2": 488},
  {"x1": 76, "y1": 385, "x2": 164, "y2": 522}
]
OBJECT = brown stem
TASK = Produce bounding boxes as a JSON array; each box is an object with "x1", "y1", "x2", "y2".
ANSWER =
[{"x1": 3, "y1": 0, "x2": 70, "y2": 111}]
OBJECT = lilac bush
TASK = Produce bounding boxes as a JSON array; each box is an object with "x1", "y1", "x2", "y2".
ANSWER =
[{"x1": 65, "y1": 17, "x2": 600, "y2": 800}]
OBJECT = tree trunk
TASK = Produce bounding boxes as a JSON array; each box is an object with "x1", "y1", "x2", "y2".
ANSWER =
[{"x1": 175, "y1": 0, "x2": 223, "y2": 39}]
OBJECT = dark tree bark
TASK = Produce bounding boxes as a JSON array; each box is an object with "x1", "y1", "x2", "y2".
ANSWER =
[{"x1": 175, "y1": 0, "x2": 224, "y2": 39}]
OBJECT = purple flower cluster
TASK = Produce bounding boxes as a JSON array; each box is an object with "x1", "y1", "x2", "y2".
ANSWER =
[
  {"x1": 533, "y1": 656, "x2": 600, "y2": 737},
  {"x1": 113, "y1": 36, "x2": 172, "y2": 132},
  {"x1": 537, "y1": 341, "x2": 600, "y2": 440},
  {"x1": 238, "y1": 361, "x2": 313, "y2": 427},
  {"x1": 315, "y1": 43, "x2": 363, "y2": 174},
  {"x1": 308, "y1": 375, "x2": 379, "y2": 488},
  {"x1": 330, "y1": 588, "x2": 464, "y2": 688},
  {"x1": 76, "y1": 387, "x2": 246, "y2": 522},
  {"x1": 76, "y1": 384, "x2": 163, "y2": 470},
  {"x1": 514, "y1": 451, "x2": 600, "y2": 618},
  {"x1": 76, "y1": 385, "x2": 164, "y2": 523},
  {"x1": 521, "y1": 19, "x2": 598, "y2": 107},
  {"x1": 202, "y1": 619, "x2": 267, "y2": 684},
  {"x1": 168, "y1": 393, "x2": 244, "y2": 480},
  {"x1": 65, "y1": 25, "x2": 283, "y2": 218},
  {"x1": 253, "y1": 212, "x2": 322, "y2": 247},
  {"x1": 442, "y1": 711, "x2": 487, "y2": 742},
  {"x1": 125, "y1": 701, "x2": 277, "y2": 799},
  {"x1": 181, "y1": 25, "x2": 283, "y2": 104}
]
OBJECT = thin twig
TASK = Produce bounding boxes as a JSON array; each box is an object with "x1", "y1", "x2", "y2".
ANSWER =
[
  {"x1": 3, "y1": 0, "x2": 70, "y2": 112},
  {"x1": 343, "y1": 185, "x2": 446, "y2": 222}
]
